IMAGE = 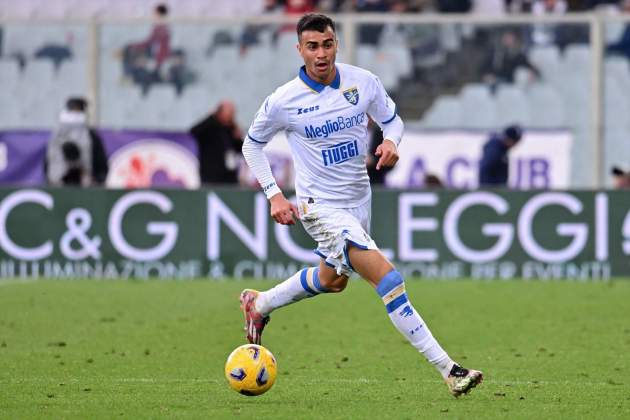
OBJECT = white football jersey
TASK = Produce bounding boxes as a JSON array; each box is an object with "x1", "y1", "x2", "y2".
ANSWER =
[{"x1": 246, "y1": 63, "x2": 398, "y2": 208}]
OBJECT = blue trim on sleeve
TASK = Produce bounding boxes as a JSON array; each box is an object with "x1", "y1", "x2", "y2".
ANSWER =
[
  {"x1": 247, "y1": 132, "x2": 268, "y2": 144},
  {"x1": 381, "y1": 107, "x2": 398, "y2": 125},
  {"x1": 375, "y1": 270, "x2": 404, "y2": 297},
  {"x1": 385, "y1": 293, "x2": 409, "y2": 313},
  {"x1": 299, "y1": 269, "x2": 317, "y2": 295}
]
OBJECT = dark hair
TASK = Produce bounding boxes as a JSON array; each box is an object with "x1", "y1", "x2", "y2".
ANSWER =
[
  {"x1": 503, "y1": 124, "x2": 522, "y2": 142},
  {"x1": 155, "y1": 3, "x2": 168, "y2": 16},
  {"x1": 424, "y1": 174, "x2": 443, "y2": 188},
  {"x1": 297, "y1": 13, "x2": 335, "y2": 40},
  {"x1": 66, "y1": 97, "x2": 87, "y2": 112},
  {"x1": 612, "y1": 166, "x2": 626, "y2": 176}
]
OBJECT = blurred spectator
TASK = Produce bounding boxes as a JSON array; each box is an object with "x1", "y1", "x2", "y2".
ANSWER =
[
  {"x1": 607, "y1": 0, "x2": 630, "y2": 60},
  {"x1": 356, "y1": 0, "x2": 390, "y2": 45},
  {"x1": 285, "y1": 0, "x2": 317, "y2": 14},
  {"x1": 585, "y1": 0, "x2": 622, "y2": 10},
  {"x1": 34, "y1": 31, "x2": 75, "y2": 69},
  {"x1": 190, "y1": 101, "x2": 244, "y2": 185},
  {"x1": 611, "y1": 166, "x2": 630, "y2": 189},
  {"x1": 472, "y1": 0, "x2": 507, "y2": 14},
  {"x1": 506, "y1": 0, "x2": 533, "y2": 12},
  {"x1": 478, "y1": 125, "x2": 523, "y2": 187},
  {"x1": 436, "y1": 0, "x2": 473, "y2": 12},
  {"x1": 481, "y1": 30, "x2": 540, "y2": 89},
  {"x1": 239, "y1": 0, "x2": 283, "y2": 54},
  {"x1": 278, "y1": 0, "x2": 317, "y2": 35},
  {"x1": 123, "y1": 3, "x2": 171, "y2": 91},
  {"x1": 130, "y1": 4, "x2": 171, "y2": 72},
  {"x1": 366, "y1": 120, "x2": 392, "y2": 184},
  {"x1": 34, "y1": 44, "x2": 72, "y2": 69},
  {"x1": 166, "y1": 49, "x2": 196, "y2": 94},
  {"x1": 126, "y1": 53, "x2": 159, "y2": 95},
  {"x1": 530, "y1": 0, "x2": 568, "y2": 45},
  {"x1": 46, "y1": 97, "x2": 108, "y2": 187}
]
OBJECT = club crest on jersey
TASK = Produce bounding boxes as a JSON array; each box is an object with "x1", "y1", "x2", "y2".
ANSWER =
[{"x1": 343, "y1": 87, "x2": 359, "y2": 105}]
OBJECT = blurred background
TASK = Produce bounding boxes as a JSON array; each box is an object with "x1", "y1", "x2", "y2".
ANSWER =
[{"x1": 0, "y1": 0, "x2": 629, "y2": 190}]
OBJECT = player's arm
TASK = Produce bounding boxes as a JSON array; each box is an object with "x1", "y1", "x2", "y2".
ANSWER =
[
  {"x1": 367, "y1": 75, "x2": 404, "y2": 170},
  {"x1": 242, "y1": 95, "x2": 299, "y2": 226}
]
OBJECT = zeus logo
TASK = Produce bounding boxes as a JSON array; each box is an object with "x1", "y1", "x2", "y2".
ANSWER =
[
  {"x1": 321, "y1": 140, "x2": 359, "y2": 166},
  {"x1": 297, "y1": 105, "x2": 320, "y2": 115}
]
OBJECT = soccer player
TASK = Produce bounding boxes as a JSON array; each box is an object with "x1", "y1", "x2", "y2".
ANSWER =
[{"x1": 240, "y1": 13, "x2": 483, "y2": 397}]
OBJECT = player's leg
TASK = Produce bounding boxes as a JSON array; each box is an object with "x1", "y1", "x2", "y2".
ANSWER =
[
  {"x1": 240, "y1": 260, "x2": 350, "y2": 345},
  {"x1": 240, "y1": 262, "x2": 342, "y2": 344},
  {"x1": 347, "y1": 245, "x2": 483, "y2": 397},
  {"x1": 240, "y1": 200, "x2": 353, "y2": 344},
  {"x1": 249, "y1": 259, "x2": 347, "y2": 315}
]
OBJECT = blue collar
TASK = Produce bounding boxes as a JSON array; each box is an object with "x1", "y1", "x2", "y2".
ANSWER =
[{"x1": 299, "y1": 65, "x2": 340, "y2": 93}]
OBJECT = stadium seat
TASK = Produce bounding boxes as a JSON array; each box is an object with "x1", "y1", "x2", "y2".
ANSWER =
[
  {"x1": 421, "y1": 95, "x2": 462, "y2": 128},
  {"x1": 513, "y1": 66, "x2": 534, "y2": 89},
  {"x1": 101, "y1": 85, "x2": 144, "y2": 128},
  {"x1": 276, "y1": 31, "x2": 298, "y2": 55},
  {"x1": 356, "y1": 45, "x2": 377, "y2": 73},
  {"x1": 562, "y1": 44, "x2": 592, "y2": 77},
  {"x1": 605, "y1": 56, "x2": 630, "y2": 92},
  {"x1": 570, "y1": 127, "x2": 594, "y2": 187},
  {"x1": 388, "y1": 44, "x2": 413, "y2": 78},
  {"x1": 526, "y1": 84, "x2": 566, "y2": 128},
  {"x1": 0, "y1": 90, "x2": 22, "y2": 127},
  {"x1": 529, "y1": 45, "x2": 562, "y2": 85},
  {"x1": 0, "y1": 60, "x2": 21, "y2": 86},
  {"x1": 21, "y1": 60, "x2": 56, "y2": 91},
  {"x1": 176, "y1": 86, "x2": 218, "y2": 128},
  {"x1": 140, "y1": 85, "x2": 178, "y2": 128},
  {"x1": 604, "y1": 82, "x2": 630, "y2": 129},
  {"x1": 171, "y1": 25, "x2": 216, "y2": 53},
  {"x1": 495, "y1": 85, "x2": 531, "y2": 126},
  {"x1": 241, "y1": 45, "x2": 272, "y2": 78},
  {"x1": 57, "y1": 59, "x2": 88, "y2": 93},
  {"x1": 459, "y1": 83, "x2": 496, "y2": 129}
]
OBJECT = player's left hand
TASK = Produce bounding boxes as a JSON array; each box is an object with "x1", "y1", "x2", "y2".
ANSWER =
[{"x1": 375, "y1": 139, "x2": 399, "y2": 170}]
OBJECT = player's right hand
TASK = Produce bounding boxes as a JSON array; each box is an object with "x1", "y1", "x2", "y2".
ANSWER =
[{"x1": 269, "y1": 193, "x2": 299, "y2": 225}]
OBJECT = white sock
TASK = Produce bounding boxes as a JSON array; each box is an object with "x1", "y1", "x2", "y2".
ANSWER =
[
  {"x1": 255, "y1": 267, "x2": 328, "y2": 315},
  {"x1": 376, "y1": 270, "x2": 455, "y2": 379}
]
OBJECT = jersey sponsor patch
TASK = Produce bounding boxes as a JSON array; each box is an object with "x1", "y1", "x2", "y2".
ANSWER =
[
  {"x1": 321, "y1": 140, "x2": 359, "y2": 166},
  {"x1": 304, "y1": 112, "x2": 366, "y2": 139}
]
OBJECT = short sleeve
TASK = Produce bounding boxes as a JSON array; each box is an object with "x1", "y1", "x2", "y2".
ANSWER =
[
  {"x1": 246, "y1": 92, "x2": 287, "y2": 144},
  {"x1": 367, "y1": 75, "x2": 397, "y2": 127}
]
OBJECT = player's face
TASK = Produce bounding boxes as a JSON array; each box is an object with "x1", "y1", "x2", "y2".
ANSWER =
[{"x1": 297, "y1": 26, "x2": 337, "y2": 84}]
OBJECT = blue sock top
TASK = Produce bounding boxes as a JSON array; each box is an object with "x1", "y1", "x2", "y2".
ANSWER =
[{"x1": 376, "y1": 270, "x2": 403, "y2": 297}]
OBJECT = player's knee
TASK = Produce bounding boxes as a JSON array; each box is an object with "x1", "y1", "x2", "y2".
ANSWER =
[
  {"x1": 319, "y1": 274, "x2": 348, "y2": 293},
  {"x1": 375, "y1": 270, "x2": 406, "y2": 307}
]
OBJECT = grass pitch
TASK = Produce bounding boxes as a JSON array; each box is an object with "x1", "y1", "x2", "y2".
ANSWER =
[{"x1": 0, "y1": 278, "x2": 629, "y2": 419}]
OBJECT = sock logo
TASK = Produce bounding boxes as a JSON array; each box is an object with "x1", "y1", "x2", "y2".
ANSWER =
[{"x1": 399, "y1": 305, "x2": 413, "y2": 318}]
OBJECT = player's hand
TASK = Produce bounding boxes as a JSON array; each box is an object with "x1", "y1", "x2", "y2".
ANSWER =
[
  {"x1": 375, "y1": 139, "x2": 399, "y2": 170},
  {"x1": 269, "y1": 193, "x2": 299, "y2": 225}
]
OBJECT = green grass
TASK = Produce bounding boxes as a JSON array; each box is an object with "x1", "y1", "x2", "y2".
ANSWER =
[{"x1": 0, "y1": 278, "x2": 629, "y2": 419}]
